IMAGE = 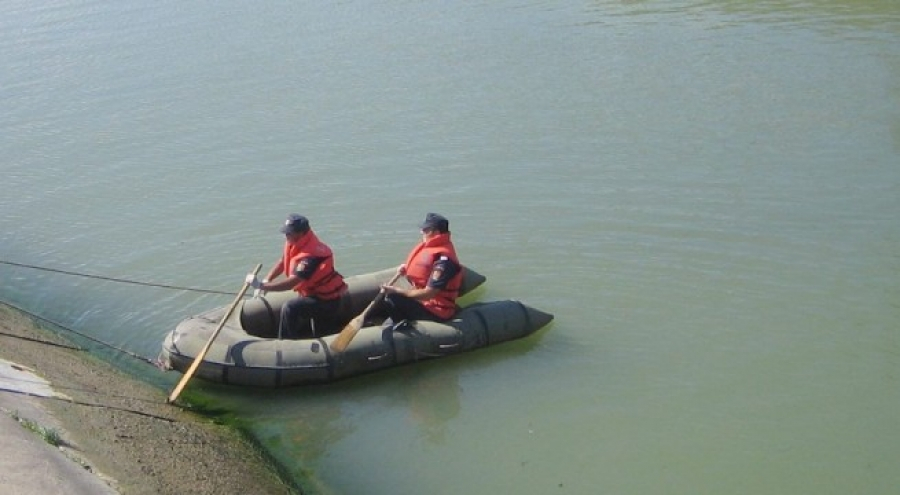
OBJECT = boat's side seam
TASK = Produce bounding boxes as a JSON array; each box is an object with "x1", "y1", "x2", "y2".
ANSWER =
[
  {"x1": 472, "y1": 308, "x2": 491, "y2": 347},
  {"x1": 322, "y1": 338, "x2": 336, "y2": 381},
  {"x1": 271, "y1": 349, "x2": 280, "y2": 387},
  {"x1": 388, "y1": 327, "x2": 402, "y2": 366}
]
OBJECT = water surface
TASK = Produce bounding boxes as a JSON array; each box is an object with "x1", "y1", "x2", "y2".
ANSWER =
[{"x1": 2, "y1": 1, "x2": 899, "y2": 493}]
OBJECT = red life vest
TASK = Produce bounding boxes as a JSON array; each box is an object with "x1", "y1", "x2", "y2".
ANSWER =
[
  {"x1": 281, "y1": 230, "x2": 346, "y2": 300},
  {"x1": 403, "y1": 232, "x2": 463, "y2": 319}
]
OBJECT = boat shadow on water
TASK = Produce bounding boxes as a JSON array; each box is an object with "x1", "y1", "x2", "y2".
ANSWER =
[
  {"x1": 199, "y1": 324, "x2": 554, "y2": 475},
  {"x1": 168, "y1": 299, "x2": 555, "y2": 495}
]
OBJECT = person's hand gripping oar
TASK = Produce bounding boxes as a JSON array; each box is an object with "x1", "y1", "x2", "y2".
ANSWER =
[
  {"x1": 331, "y1": 267, "x2": 404, "y2": 353},
  {"x1": 167, "y1": 264, "x2": 262, "y2": 404}
]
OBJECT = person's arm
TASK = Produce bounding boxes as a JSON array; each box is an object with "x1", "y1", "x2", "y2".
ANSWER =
[
  {"x1": 250, "y1": 259, "x2": 283, "y2": 296},
  {"x1": 386, "y1": 285, "x2": 440, "y2": 301},
  {"x1": 382, "y1": 257, "x2": 457, "y2": 301},
  {"x1": 260, "y1": 275, "x2": 299, "y2": 292},
  {"x1": 260, "y1": 257, "x2": 323, "y2": 292},
  {"x1": 263, "y1": 259, "x2": 284, "y2": 283}
]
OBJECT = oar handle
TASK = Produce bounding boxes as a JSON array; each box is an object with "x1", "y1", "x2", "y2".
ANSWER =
[
  {"x1": 330, "y1": 270, "x2": 404, "y2": 353},
  {"x1": 361, "y1": 271, "x2": 403, "y2": 318},
  {"x1": 166, "y1": 263, "x2": 262, "y2": 404}
]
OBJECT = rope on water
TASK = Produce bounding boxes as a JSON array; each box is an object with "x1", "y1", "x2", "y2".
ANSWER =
[
  {"x1": 0, "y1": 259, "x2": 236, "y2": 295},
  {"x1": 0, "y1": 299, "x2": 163, "y2": 368},
  {"x1": 0, "y1": 259, "x2": 260, "y2": 367}
]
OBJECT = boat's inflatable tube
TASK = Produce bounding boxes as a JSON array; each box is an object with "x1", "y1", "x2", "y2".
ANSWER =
[
  {"x1": 239, "y1": 266, "x2": 486, "y2": 338},
  {"x1": 162, "y1": 300, "x2": 552, "y2": 387},
  {"x1": 160, "y1": 266, "x2": 554, "y2": 387}
]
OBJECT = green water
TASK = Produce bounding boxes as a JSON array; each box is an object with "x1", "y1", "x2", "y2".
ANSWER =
[{"x1": 2, "y1": 1, "x2": 898, "y2": 493}]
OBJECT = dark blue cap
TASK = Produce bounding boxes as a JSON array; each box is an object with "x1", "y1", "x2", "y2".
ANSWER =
[
  {"x1": 280, "y1": 214, "x2": 309, "y2": 234},
  {"x1": 420, "y1": 213, "x2": 449, "y2": 233}
]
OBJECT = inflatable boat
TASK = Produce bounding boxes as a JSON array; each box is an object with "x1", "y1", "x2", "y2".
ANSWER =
[{"x1": 160, "y1": 267, "x2": 553, "y2": 387}]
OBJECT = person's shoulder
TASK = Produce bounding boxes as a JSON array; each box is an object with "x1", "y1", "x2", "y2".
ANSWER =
[
  {"x1": 436, "y1": 254, "x2": 460, "y2": 268},
  {"x1": 311, "y1": 241, "x2": 332, "y2": 256}
]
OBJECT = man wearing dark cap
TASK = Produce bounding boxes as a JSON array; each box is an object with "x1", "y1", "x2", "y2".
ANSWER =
[
  {"x1": 245, "y1": 214, "x2": 347, "y2": 338},
  {"x1": 380, "y1": 213, "x2": 463, "y2": 326}
]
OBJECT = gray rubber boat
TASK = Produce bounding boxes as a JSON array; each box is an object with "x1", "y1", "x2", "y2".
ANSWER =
[{"x1": 160, "y1": 266, "x2": 553, "y2": 387}]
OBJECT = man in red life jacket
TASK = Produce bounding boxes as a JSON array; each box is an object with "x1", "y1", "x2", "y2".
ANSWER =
[
  {"x1": 245, "y1": 214, "x2": 347, "y2": 338},
  {"x1": 380, "y1": 213, "x2": 463, "y2": 327}
]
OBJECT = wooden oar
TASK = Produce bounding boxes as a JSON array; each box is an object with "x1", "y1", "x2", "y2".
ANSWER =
[
  {"x1": 167, "y1": 263, "x2": 262, "y2": 404},
  {"x1": 331, "y1": 271, "x2": 403, "y2": 353}
]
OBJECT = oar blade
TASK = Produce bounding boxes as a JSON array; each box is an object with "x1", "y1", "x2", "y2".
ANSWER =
[
  {"x1": 166, "y1": 263, "x2": 261, "y2": 404},
  {"x1": 331, "y1": 270, "x2": 403, "y2": 354},
  {"x1": 330, "y1": 315, "x2": 363, "y2": 353}
]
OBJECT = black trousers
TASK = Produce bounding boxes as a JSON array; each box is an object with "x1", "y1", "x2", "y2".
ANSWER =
[
  {"x1": 383, "y1": 293, "x2": 442, "y2": 324},
  {"x1": 279, "y1": 296, "x2": 341, "y2": 339}
]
